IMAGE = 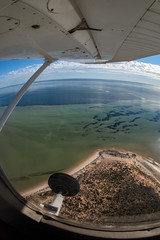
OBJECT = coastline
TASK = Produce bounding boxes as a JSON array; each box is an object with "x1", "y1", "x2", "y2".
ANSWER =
[
  {"x1": 21, "y1": 179, "x2": 48, "y2": 197},
  {"x1": 23, "y1": 148, "x2": 160, "y2": 198},
  {"x1": 64, "y1": 149, "x2": 101, "y2": 176},
  {"x1": 21, "y1": 149, "x2": 101, "y2": 197}
]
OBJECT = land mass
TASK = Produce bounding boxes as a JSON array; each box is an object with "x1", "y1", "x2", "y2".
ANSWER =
[{"x1": 26, "y1": 149, "x2": 160, "y2": 225}]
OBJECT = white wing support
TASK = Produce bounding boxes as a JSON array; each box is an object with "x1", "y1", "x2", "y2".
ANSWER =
[
  {"x1": 0, "y1": 0, "x2": 160, "y2": 63},
  {"x1": 0, "y1": 59, "x2": 56, "y2": 132}
]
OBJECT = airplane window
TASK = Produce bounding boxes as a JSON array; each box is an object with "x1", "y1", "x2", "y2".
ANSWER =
[{"x1": 0, "y1": 60, "x2": 160, "y2": 229}]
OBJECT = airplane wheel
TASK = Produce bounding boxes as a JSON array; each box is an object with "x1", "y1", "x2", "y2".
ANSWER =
[{"x1": 48, "y1": 173, "x2": 80, "y2": 196}]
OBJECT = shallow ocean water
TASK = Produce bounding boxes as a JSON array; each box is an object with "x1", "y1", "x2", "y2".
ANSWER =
[{"x1": 0, "y1": 79, "x2": 160, "y2": 192}]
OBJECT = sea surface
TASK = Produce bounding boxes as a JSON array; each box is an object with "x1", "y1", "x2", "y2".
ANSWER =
[{"x1": 0, "y1": 79, "x2": 160, "y2": 192}]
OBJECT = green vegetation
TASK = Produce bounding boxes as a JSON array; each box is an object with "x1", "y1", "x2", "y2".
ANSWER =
[{"x1": 0, "y1": 101, "x2": 160, "y2": 192}]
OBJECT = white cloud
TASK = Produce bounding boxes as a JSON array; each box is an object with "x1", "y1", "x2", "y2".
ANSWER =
[
  {"x1": 0, "y1": 60, "x2": 160, "y2": 88},
  {"x1": 42, "y1": 61, "x2": 160, "y2": 80}
]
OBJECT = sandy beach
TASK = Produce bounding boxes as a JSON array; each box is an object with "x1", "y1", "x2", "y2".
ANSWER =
[
  {"x1": 22, "y1": 149, "x2": 100, "y2": 197},
  {"x1": 65, "y1": 149, "x2": 101, "y2": 176}
]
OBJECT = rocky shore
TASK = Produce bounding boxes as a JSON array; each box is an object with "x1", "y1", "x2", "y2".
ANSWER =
[{"x1": 26, "y1": 149, "x2": 160, "y2": 225}]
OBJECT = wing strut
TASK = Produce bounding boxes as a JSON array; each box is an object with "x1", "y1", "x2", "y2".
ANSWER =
[{"x1": 0, "y1": 59, "x2": 56, "y2": 132}]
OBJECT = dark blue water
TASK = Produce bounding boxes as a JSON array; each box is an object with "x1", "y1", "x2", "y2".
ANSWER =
[{"x1": 0, "y1": 79, "x2": 158, "y2": 106}]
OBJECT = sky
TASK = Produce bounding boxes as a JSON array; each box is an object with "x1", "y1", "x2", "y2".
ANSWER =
[{"x1": 0, "y1": 55, "x2": 160, "y2": 88}]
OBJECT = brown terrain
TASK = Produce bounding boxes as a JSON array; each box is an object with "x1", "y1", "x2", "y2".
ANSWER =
[{"x1": 26, "y1": 150, "x2": 160, "y2": 225}]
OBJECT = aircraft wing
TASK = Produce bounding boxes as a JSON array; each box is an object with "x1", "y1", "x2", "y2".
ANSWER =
[{"x1": 0, "y1": 0, "x2": 160, "y2": 62}]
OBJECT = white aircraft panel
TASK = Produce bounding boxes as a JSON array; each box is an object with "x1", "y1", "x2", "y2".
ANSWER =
[
  {"x1": 111, "y1": 0, "x2": 160, "y2": 62},
  {"x1": 0, "y1": 0, "x2": 159, "y2": 62},
  {"x1": 75, "y1": 0, "x2": 155, "y2": 61},
  {"x1": 0, "y1": 0, "x2": 93, "y2": 61}
]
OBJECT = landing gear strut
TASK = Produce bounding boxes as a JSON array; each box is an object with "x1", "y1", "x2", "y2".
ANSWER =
[{"x1": 41, "y1": 173, "x2": 80, "y2": 216}]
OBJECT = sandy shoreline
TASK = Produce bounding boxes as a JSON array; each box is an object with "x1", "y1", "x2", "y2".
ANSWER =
[
  {"x1": 65, "y1": 149, "x2": 101, "y2": 175},
  {"x1": 21, "y1": 149, "x2": 101, "y2": 197},
  {"x1": 22, "y1": 148, "x2": 160, "y2": 197}
]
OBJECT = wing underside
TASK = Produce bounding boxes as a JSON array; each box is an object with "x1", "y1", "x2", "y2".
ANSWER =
[{"x1": 0, "y1": 0, "x2": 160, "y2": 62}]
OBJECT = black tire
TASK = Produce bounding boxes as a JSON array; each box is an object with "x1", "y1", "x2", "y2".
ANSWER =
[{"x1": 48, "y1": 173, "x2": 80, "y2": 196}]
